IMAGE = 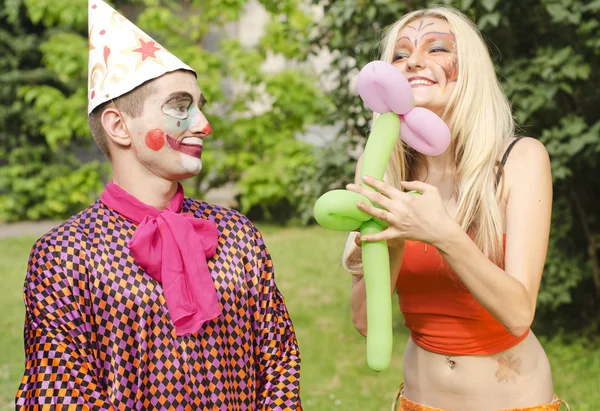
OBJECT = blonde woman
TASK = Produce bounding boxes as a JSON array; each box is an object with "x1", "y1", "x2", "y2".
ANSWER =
[{"x1": 343, "y1": 6, "x2": 570, "y2": 411}]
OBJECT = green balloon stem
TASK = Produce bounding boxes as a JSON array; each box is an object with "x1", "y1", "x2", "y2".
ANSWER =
[
  {"x1": 312, "y1": 113, "x2": 402, "y2": 372},
  {"x1": 360, "y1": 113, "x2": 401, "y2": 185},
  {"x1": 361, "y1": 221, "x2": 393, "y2": 372}
]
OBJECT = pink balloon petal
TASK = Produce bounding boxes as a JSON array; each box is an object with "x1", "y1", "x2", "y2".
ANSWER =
[
  {"x1": 400, "y1": 108, "x2": 451, "y2": 156},
  {"x1": 356, "y1": 60, "x2": 451, "y2": 157},
  {"x1": 357, "y1": 61, "x2": 414, "y2": 115}
]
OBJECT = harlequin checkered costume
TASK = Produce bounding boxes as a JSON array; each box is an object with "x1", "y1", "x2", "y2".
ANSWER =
[{"x1": 15, "y1": 198, "x2": 302, "y2": 410}]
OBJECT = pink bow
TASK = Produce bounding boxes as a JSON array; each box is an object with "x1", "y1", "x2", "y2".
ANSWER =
[{"x1": 100, "y1": 182, "x2": 220, "y2": 336}]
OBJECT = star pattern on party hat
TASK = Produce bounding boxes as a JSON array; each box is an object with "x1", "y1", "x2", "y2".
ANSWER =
[
  {"x1": 121, "y1": 29, "x2": 167, "y2": 72},
  {"x1": 134, "y1": 38, "x2": 160, "y2": 60},
  {"x1": 87, "y1": 0, "x2": 195, "y2": 114}
]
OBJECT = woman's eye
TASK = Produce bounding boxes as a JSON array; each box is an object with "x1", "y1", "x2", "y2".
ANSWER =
[
  {"x1": 430, "y1": 47, "x2": 448, "y2": 53},
  {"x1": 393, "y1": 53, "x2": 408, "y2": 61}
]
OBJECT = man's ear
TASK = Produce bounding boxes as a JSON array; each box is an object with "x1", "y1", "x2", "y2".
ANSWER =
[{"x1": 101, "y1": 107, "x2": 132, "y2": 148}]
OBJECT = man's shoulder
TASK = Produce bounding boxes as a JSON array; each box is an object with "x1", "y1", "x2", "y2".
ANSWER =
[
  {"x1": 23, "y1": 202, "x2": 101, "y2": 284},
  {"x1": 184, "y1": 198, "x2": 257, "y2": 233},
  {"x1": 32, "y1": 201, "x2": 102, "y2": 256}
]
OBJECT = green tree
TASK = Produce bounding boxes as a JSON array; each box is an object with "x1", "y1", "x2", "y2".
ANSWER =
[
  {"x1": 0, "y1": 0, "x2": 330, "y2": 222},
  {"x1": 308, "y1": 0, "x2": 600, "y2": 336},
  {"x1": 0, "y1": 0, "x2": 108, "y2": 221}
]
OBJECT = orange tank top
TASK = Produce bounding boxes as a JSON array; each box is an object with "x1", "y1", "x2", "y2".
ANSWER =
[{"x1": 396, "y1": 238, "x2": 529, "y2": 355}]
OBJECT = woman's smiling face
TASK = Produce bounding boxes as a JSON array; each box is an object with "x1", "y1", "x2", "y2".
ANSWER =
[{"x1": 392, "y1": 17, "x2": 458, "y2": 116}]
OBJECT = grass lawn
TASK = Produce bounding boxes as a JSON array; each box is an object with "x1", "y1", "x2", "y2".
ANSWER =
[{"x1": 1, "y1": 226, "x2": 599, "y2": 410}]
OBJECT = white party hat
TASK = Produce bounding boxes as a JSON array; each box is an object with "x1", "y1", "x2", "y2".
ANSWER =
[{"x1": 87, "y1": 0, "x2": 195, "y2": 114}]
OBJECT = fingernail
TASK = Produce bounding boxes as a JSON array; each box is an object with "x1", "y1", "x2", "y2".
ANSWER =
[{"x1": 362, "y1": 175, "x2": 370, "y2": 181}]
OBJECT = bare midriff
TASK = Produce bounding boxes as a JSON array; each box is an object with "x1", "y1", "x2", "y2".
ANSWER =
[{"x1": 402, "y1": 331, "x2": 554, "y2": 410}]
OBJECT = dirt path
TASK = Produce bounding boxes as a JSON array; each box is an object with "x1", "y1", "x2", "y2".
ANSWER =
[
  {"x1": 0, "y1": 187, "x2": 238, "y2": 239},
  {"x1": 0, "y1": 221, "x2": 61, "y2": 239}
]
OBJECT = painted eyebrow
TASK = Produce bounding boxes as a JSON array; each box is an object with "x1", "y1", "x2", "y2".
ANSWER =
[
  {"x1": 162, "y1": 91, "x2": 207, "y2": 108},
  {"x1": 162, "y1": 92, "x2": 193, "y2": 106},
  {"x1": 395, "y1": 36, "x2": 414, "y2": 50},
  {"x1": 419, "y1": 31, "x2": 454, "y2": 43}
]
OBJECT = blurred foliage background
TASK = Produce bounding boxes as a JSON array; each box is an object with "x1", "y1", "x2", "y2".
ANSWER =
[
  {"x1": 307, "y1": 0, "x2": 600, "y2": 340},
  {"x1": 0, "y1": 0, "x2": 598, "y2": 358}
]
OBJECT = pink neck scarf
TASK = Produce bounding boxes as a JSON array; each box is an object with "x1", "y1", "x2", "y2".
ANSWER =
[{"x1": 100, "y1": 181, "x2": 221, "y2": 336}]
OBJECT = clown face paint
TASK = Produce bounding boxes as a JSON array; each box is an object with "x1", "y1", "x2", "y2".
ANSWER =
[
  {"x1": 159, "y1": 91, "x2": 208, "y2": 164},
  {"x1": 161, "y1": 91, "x2": 208, "y2": 136},
  {"x1": 166, "y1": 134, "x2": 203, "y2": 157},
  {"x1": 161, "y1": 92, "x2": 192, "y2": 131},
  {"x1": 144, "y1": 128, "x2": 165, "y2": 151},
  {"x1": 125, "y1": 71, "x2": 209, "y2": 181}
]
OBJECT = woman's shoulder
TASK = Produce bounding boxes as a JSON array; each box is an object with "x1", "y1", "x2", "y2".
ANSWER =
[
  {"x1": 501, "y1": 136, "x2": 551, "y2": 192},
  {"x1": 501, "y1": 136, "x2": 549, "y2": 169}
]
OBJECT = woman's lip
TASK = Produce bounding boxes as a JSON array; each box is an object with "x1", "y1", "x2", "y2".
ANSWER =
[
  {"x1": 407, "y1": 76, "x2": 436, "y2": 82},
  {"x1": 166, "y1": 135, "x2": 202, "y2": 158}
]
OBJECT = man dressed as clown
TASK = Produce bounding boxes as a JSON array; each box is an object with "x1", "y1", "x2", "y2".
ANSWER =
[{"x1": 15, "y1": 1, "x2": 302, "y2": 409}]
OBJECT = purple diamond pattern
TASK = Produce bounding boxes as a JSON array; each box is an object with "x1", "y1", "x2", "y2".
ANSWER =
[{"x1": 16, "y1": 198, "x2": 302, "y2": 410}]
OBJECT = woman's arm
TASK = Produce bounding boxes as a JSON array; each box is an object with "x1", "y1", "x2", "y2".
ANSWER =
[{"x1": 434, "y1": 138, "x2": 552, "y2": 336}]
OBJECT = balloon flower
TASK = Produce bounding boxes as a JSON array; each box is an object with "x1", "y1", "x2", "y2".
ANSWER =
[{"x1": 313, "y1": 61, "x2": 451, "y2": 371}]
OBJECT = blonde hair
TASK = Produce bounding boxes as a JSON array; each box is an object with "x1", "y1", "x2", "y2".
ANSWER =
[{"x1": 343, "y1": 5, "x2": 514, "y2": 273}]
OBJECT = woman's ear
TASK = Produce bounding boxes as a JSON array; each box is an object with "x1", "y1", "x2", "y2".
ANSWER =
[{"x1": 100, "y1": 107, "x2": 132, "y2": 148}]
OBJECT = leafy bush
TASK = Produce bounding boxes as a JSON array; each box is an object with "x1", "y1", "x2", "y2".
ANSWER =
[{"x1": 0, "y1": 0, "x2": 329, "y2": 223}]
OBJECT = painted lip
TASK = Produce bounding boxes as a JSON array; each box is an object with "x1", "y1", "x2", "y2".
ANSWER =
[
  {"x1": 407, "y1": 76, "x2": 437, "y2": 87},
  {"x1": 166, "y1": 135, "x2": 203, "y2": 158}
]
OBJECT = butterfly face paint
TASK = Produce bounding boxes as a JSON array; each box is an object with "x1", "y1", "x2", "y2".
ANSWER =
[
  {"x1": 394, "y1": 27, "x2": 458, "y2": 88},
  {"x1": 391, "y1": 18, "x2": 458, "y2": 115}
]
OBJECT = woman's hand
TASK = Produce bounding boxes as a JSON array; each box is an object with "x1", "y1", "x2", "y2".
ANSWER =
[
  {"x1": 346, "y1": 176, "x2": 458, "y2": 247},
  {"x1": 352, "y1": 230, "x2": 405, "y2": 250}
]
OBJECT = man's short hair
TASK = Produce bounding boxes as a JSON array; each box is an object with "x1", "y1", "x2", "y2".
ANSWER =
[{"x1": 88, "y1": 80, "x2": 155, "y2": 160}]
